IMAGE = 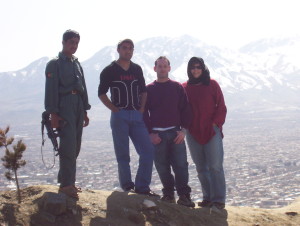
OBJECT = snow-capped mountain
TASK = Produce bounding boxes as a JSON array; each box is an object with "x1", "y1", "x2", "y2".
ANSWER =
[{"x1": 0, "y1": 35, "x2": 299, "y2": 124}]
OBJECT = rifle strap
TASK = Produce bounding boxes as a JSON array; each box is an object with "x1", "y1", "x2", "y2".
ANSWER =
[{"x1": 41, "y1": 113, "x2": 56, "y2": 169}]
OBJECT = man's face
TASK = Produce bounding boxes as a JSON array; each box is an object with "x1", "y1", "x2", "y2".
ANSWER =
[
  {"x1": 62, "y1": 37, "x2": 80, "y2": 56},
  {"x1": 154, "y1": 58, "x2": 171, "y2": 80},
  {"x1": 117, "y1": 42, "x2": 134, "y2": 61}
]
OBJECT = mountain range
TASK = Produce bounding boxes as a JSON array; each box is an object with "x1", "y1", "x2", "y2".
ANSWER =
[{"x1": 1, "y1": 35, "x2": 300, "y2": 125}]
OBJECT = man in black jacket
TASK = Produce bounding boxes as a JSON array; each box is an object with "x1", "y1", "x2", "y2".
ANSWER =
[{"x1": 98, "y1": 39, "x2": 157, "y2": 196}]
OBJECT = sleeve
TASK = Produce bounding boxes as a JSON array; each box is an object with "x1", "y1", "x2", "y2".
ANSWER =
[
  {"x1": 79, "y1": 64, "x2": 91, "y2": 111},
  {"x1": 137, "y1": 65, "x2": 146, "y2": 93},
  {"x1": 98, "y1": 67, "x2": 111, "y2": 97},
  {"x1": 44, "y1": 60, "x2": 60, "y2": 113},
  {"x1": 143, "y1": 87, "x2": 152, "y2": 133},
  {"x1": 178, "y1": 84, "x2": 192, "y2": 129},
  {"x1": 212, "y1": 81, "x2": 227, "y2": 128}
]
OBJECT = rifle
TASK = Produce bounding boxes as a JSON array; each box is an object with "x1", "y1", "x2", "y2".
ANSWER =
[{"x1": 41, "y1": 111, "x2": 60, "y2": 168}]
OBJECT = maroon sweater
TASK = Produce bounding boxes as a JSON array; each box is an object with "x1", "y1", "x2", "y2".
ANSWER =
[
  {"x1": 144, "y1": 79, "x2": 191, "y2": 133},
  {"x1": 182, "y1": 79, "x2": 227, "y2": 144}
]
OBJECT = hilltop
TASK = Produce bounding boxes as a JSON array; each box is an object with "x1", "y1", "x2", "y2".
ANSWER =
[{"x1": 0, "y1": 185, "x2": 299, "y2": 226}]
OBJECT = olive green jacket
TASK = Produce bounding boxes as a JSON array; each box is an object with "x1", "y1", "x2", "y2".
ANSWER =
[{"x1": 44, "y1": 52, "x2": 91, "y2": 113}]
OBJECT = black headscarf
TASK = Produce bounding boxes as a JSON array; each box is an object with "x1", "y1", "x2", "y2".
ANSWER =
[{"x1": 187, "y1": 57, "x2": 210, "y2": 85}]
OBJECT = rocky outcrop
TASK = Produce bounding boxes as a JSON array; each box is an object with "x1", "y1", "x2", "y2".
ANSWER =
[{"x1": 0, "y1": 185, "x2": 299, "y2": 226}]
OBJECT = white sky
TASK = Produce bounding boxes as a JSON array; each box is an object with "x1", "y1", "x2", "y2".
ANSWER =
[{"x1": 0, "y1": 0, "x2": 299, "y2": 71}]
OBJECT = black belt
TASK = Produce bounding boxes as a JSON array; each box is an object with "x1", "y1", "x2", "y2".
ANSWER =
[{"x1": 60, "y1": 90, "x2": 79, "y2": 96}]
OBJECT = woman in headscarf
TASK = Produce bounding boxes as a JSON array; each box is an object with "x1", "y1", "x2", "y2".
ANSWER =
[{"x1": 182, "y1": 57, "x2": 227, "y2": 210}]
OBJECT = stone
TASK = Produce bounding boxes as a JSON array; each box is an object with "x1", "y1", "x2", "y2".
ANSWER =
[
  {"x1": 40, "y1": 211, "x2": 56, "y2": 223},
  {"x1": 142, "y1": 199, "x2": 157, "y2": 209},
  {"x1": 38, "y1": 192, "x2": 67, "y2": 215}
]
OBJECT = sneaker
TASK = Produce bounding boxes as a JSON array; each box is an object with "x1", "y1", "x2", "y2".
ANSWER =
[
  {"x1": 161, "y1": 195, "x2": 176, "y2": 203},
  {"x1": 177, "y1": 194, "x2": 195, "y2": 207},
  {"x1": 136, "y1": 190, "x2": 160, "y2": 198},
  {"x1": 198, "y1": 200, "x2": 212, "y2": 207},
  {"x1": 212, "y1": 202, "x2": 225, "y2": 209}
]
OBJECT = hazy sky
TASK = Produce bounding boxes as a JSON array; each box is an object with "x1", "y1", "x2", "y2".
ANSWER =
[{"x1": 0, "y1": 0, "x2": 299, "y2": 71}]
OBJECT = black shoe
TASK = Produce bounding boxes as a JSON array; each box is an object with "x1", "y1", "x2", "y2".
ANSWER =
[
  {"x1": 198, "y1": 200, "x2": 212, "y2": 207},
  {"x1": 125, "y1": 188, "x2": 135, "y2": 193},
  {"x1": 124, "y1": 186, "x2": 135, "y2": 192},
  {"x1": 212, "y1": 202, "x2": 225, "y2": 209},
  {"x1": 161, "y1": 195, "x2": 176, "y2": 203},
  {"x1": 177, "y1": 194, "x2": 195, "y2": 207},
  {"x1": 136, "y1": 190, "x2": 160, "y2": 198}
]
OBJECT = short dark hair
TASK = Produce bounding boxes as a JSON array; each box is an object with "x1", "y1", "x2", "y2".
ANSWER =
[
  {"x1": 117, "y1": 39, "x2": 134, "y2": 49},
  {"x1": 62, "y1": 29, "x2": 80, "y2": 41},
  {"x1": 155, "y1": 56, "x2": 170, "y2": 66}
]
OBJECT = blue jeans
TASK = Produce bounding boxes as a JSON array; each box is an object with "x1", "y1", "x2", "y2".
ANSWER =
[
  {"x1": 186, "y1": 126, "x2": 226, "y2": 203},
  {"x1": 154, "y1": 128, "x2": 191, "y2": 196},
  {"x1": 110, "y1": 110, "x2": 154, "y2": 193}
]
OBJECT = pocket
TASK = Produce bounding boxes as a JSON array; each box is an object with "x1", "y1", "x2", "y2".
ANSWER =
[
  {"x1": 112, "y1": 109, "x2": 122, "y2": 114},
  {"x1": 59, "y1": 96, "x2": 66, "y2": 108},
  {"x1": 135, "y1": 110, "x2": 143, "y2": 120},
  {"x1": 111, "y1": 109, "x2": 120, "y2": 119},
  {"x1": 213, "y1": 125, "x2": 220, "y2": 132}
]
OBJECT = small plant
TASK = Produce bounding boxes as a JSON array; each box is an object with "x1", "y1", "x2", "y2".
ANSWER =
[{"x1": 0, "y1": 126, "x2": 26, "y2": 203}]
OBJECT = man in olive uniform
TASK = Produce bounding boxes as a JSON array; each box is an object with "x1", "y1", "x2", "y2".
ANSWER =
[{"x1": 44, "y1": 29, "x2": 91, "y2": 198}]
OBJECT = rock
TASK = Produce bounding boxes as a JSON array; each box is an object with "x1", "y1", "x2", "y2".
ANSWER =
[
  {"x1": 66, "y1": 195, "x2": 77, "y2": 209},
  {"x1": 1, "y1": 194, "x2": 11, "y2": 199},
  {"x1": 285, "y1": 212, "x2": 298, "y2": 216},
  {"x1": 40, "y1": 211, "x2": 56, "y2": 223},
  {"x1": 142, "y1": 199, "x2": 158, "y2": 210},
  {"x1": 38, "y1": 192, "x2": 67, "y2": 215},
  {"x1": 121, "y1": 207, "x2": 145, "y2": 224},
  {"x1": 127, "y1": 210, "x2": 145, "y2": 224}
]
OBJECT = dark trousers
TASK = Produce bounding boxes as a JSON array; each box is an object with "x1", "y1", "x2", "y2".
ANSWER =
[
  {"x1": 57, "y1": 94, "x2": 84, "y2": 187},
  {"x1": 153, "y1": 128, "x2": 191, "y2": 196}
]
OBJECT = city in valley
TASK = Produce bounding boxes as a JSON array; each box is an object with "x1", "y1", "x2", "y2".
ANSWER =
[{"x1": 0, "y1": 109, "x2": 299, "y2": 209}]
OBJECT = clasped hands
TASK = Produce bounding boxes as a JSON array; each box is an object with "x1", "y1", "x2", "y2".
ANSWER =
[{"x1": 150, "y1": 130, "x2": 185, "y2": 145}]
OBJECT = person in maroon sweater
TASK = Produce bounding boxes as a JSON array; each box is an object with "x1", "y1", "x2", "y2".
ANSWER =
[
  {"x1": 144, "y1": 56, "x2": 195, "y2": 207},
  {"x1": 182, "y1": 57, "x2": 227, "y2": 210}
]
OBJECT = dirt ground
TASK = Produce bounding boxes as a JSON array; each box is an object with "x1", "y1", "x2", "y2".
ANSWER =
[{"x1": 0, "y1": 185, "x2": 299, "y2": 226}]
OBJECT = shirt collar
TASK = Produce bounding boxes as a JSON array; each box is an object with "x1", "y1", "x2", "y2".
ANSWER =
[{"x1": 59, "y1": 52, "x2": 77, "y2": 61}]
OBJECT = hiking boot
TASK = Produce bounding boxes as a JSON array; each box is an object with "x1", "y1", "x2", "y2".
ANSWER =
[
  {"x1": 177, "y1": 194, "x2": 195, "y2": 207},
  {"x1": 212, "y1": 202, "x2": 225, "y2": 209},
  {"x1": 136, "y1": 190, "x2": 160, "y2": 198},
  {"x1": 58, "y1": 185, "x2": 79, "y2": 199},
  {"x1": 73, "y1": 185, "x2": 82, "y2": 193},
  {"x1": 124, "y1": 186, "x2": 135, "y2": 192},
  {"x1": 198, "y1": 200, "x2": 212, "y2": 207},
  {"x1": 125, "y1": 188, "x2": 135, "y2": 193},
  {"x1": 161, "y1": 195, "x2": 176, "y2": 203}
]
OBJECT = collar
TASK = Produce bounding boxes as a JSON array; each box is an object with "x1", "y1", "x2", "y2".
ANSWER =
[
  {"x1": 155, "y1": 78, "x2": 171, "y2": 84},
  {"x1": 59, "y1": 52, "x2": 77, "y2": 61}
]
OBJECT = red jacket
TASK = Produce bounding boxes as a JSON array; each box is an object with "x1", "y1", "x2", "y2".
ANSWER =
[{"x1": 182, "y1": 79, "x2": 227, "y2": 144}]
